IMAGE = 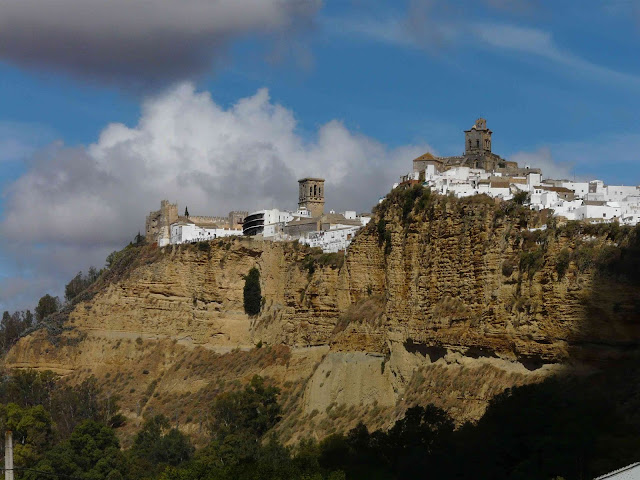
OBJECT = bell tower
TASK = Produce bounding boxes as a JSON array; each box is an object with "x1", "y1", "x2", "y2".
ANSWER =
[
  {"x1": 298, "y1": 178, "x2": 325, "y2": 218},
  {"x1": 464, "y1": 118, "x2": 492, "y2": 155}
]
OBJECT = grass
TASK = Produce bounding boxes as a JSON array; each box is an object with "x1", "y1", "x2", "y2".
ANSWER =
[{"x1": 333, "y1": 295, "x2": 386, "y2": 334}]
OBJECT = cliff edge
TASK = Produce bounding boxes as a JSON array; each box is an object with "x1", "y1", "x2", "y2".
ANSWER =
[{"x1": 6, "y1": 188, "x2": 640, "y2": 443}]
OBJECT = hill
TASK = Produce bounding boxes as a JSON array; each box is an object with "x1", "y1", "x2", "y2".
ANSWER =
[{"x1": 5, "y1": 187, "x2": 640, "y2": 445}]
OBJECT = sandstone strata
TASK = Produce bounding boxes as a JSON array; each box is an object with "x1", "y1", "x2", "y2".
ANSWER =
[{"x1": 5, "y1": 194, "x2": 640, "y2": 443}]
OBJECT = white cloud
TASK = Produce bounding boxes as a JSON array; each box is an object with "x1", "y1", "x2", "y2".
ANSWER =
[
  {"x1": 326, "y1": 3, "x2": 640, "y2": 90},
  {"x1": 510, "y1": 147, "x2": 574, "y2": 180},
  {"x1": 471, "y1": 23, "x2": 640, "y2": 88},
  {"x1": 0, "y1": 83, "x2": 430, "y2": 311},
  {"x1": 0, "y1": 0, "x2": 321, "y2": 85}
]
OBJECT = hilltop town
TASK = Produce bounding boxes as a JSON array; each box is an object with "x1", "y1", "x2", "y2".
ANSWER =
[
  {"x1": 399, "y1": 118, "x2": 640, "y2": 226},
  {"x1": 145, "y1": 118, "x2": 640, "y2": 252},
  {"x1": 145, "y1": 177, "x2": 371, "y2": 252}
]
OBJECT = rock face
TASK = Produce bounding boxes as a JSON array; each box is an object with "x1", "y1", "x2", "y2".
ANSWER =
[{"x1": 5, "y1": 192, "x2": 640, "y2": 443}]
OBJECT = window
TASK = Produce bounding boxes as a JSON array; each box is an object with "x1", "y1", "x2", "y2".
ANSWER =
[{"x1": 476, "y1": 140, "x2": 480, "y2": 148}]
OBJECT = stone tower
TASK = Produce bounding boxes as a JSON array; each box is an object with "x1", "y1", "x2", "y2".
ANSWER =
[
  {"x1": 298, "y1": 178, "x2": 325, "y2": 218},
  {"x1": 464, "y1": 118, "x2": 492, "y2": 155},
  {"x1": 145, "y1": 200, "x2": 178, "y2": 246}
]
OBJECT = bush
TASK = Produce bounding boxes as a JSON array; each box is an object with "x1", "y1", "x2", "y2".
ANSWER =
[
  {"x1": 555, "y1": 248, "x2": 571, "y2": 280},
  {"x1": 574, "y1": 244, "x2": 595, "y2": 273},
  {"x1": 376, "y1": 219, "x2": 387, "y2": 246},
  {"x1": 512, "y1": 191, "x2": 530, "y2": 205},
  {"x1": 197, "y1": 241, "x2": 210, "y2": 252},
  {"x1": 244, "y1": 267, "x2": 262, "y2": 316},
  {"x1": 520, "y1": 248, "x2": 545, "y2": 277},
  {"x1": 502, "y1": 259, "x2": 516, "y2": 277}
]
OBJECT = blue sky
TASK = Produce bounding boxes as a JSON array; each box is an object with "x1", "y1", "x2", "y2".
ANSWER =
[{"x1": 1, "y1": 0, "x2": 640, "y2": 311}]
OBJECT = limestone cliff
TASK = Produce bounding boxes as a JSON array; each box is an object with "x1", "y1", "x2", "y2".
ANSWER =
[{"x1": 5, "y1": 190, "x2": 640, "y2": 443}]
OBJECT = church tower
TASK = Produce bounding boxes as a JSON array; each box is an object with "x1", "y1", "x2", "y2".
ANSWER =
[
  {"x1": 298, "y1": 178, "x2": 325, "y2": 218},
  {"x1": 464, "y1": 118, "x2": 492, "y2": 155}
]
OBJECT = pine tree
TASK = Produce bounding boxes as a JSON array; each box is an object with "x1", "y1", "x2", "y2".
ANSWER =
[{"x1": 243, "y1": 268, "x2": 262, "y2": 316}]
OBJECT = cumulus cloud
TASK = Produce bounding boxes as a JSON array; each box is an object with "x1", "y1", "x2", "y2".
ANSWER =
[
  {"x1": 510, "y1": 147, "x2": 574, "y2": 180},
  {"x1": 0, "y1": 84, "x2": 429, "y2": 310},
  {"x1": 0, "y1": 0, "x2": 321, "y2": 85}
]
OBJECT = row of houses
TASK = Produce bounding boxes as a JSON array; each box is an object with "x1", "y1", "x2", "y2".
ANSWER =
[
  {"x1": 396, "y1": 163, "x2": 640, "y2": 226},
  {"x1": 241, "y1": 207, "x2": 370, "y2": 253},
  {"x1": 145, "y1": 178, "x2": 371, "y2": 252},
  {"x1": 393, "y1": 118, "x2": 639, "y2": 226}
]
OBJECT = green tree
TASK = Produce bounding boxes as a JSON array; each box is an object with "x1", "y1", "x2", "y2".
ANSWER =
[
  {"x1": 27, "y1": 420, "x2": 128, "y2": 480},
  {"x1": 129, "y1": 414, "x2": 194, "y2": 479},
  {"x1": 0, "y1": 403, "x2": 54, "y2": 468},
  {"x1": 210, "y1": 375, "x2": 280, "y2": 441},
  {"x1": 243, "y1": 267, "x2": 262, "y2": 316},
  {"x1": 513, "y1": 191, "x2": 530, "y2": 205},
  {"x1": 35, "y1": 294, "x2": 60, "y2": 322}
]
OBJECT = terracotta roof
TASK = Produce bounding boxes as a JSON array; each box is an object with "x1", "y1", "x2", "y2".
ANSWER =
[{"x1": 413, "y1": 152, "x2": 439, "y2": 162}]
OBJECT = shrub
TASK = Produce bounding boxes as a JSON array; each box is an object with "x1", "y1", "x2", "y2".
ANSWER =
[
  {"x1": 376, "y1": 218, "x2": 387, "y2": 246},
  {"x1": 197, "y1": 241, "x2": 210, "y2": 252},
  {"x1": 512, "y1": 191, "x2": 530, "y2": 205},
  {"x1": 334, "y1": 296, "x2": 385, "y2": 333},
  {"x1": 574, "y1": 244, "x2": 595, "y2": 273},
  {"x1": 244, "y1": 267, "x2": 262, "y2": 316},
  {"x1": 502, "y1": 259, "x2": 516, "y2": 277},
  {"x1": 555, "y1": 248, "x2": 571, "y2": 280},
  {"x1": 402, "y1": 185, "x2": 425, "y2": 221},
  {"x1": 520, "y1": 248, "x2": 545, "y2": 277}
]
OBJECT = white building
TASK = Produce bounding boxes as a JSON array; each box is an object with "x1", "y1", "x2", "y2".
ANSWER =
[
  {"x1": 170, "y1": 221, "x2": 242, "y2": 244},
  {"x1": 242, "y1": 209, "x2": 298, "y2": 237},
  {"x1": 299, "y1": 226, "x2": 361, "y2": 253},
  {"x1": 397, "y1": 162, "x2": 639, "y2": 226},
  {"x1": 241, "y1": 207, "x2": 369, "y2": 252}
]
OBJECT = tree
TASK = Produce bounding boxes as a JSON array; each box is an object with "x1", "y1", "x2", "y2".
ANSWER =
[
  {"x1": 513, "y1": 191, "x2": 530, "y2": 205},
  {"x1": 129, "y1": 414, "x2": 193, "y2": 478},
  {"x1": 134, "y1": 231, "x2": 146, "y2": 245},
  {"x1": 243, "y1": 267, "x2": 262, "y2": 316},
  {"x1": 26, "y1": 420, "x2": 128, "y2": 480},
  {"x1": 1, "y1": 311, "x2": 22, "y2": 351},
  {"x1": 209, "y1": 375, "x2": 280, "y2": 441},
  {"x1": 35, "y1": 294, "x2": 60, "y2": 322},
  {"x1": 184, "y1": 206, "x2": 189, "y2": 217},
  {"x1": 65, "y1": 268, "x2": 101, "y2": 303},
  {"x1": 0, "y1": 403, "x2": 54, "y2": 468}
]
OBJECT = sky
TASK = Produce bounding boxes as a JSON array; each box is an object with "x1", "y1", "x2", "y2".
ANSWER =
[{"x1": 1, "y1": 0, "x2": 640, "y2": 311}]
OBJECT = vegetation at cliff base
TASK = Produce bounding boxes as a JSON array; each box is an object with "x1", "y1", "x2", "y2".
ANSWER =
[
  {"x1": 2, "y1": 365, "x2": 640, "y2": 479},
  {"x1": 243, "y1": 267, "x2": 262, "y2": 316}
]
